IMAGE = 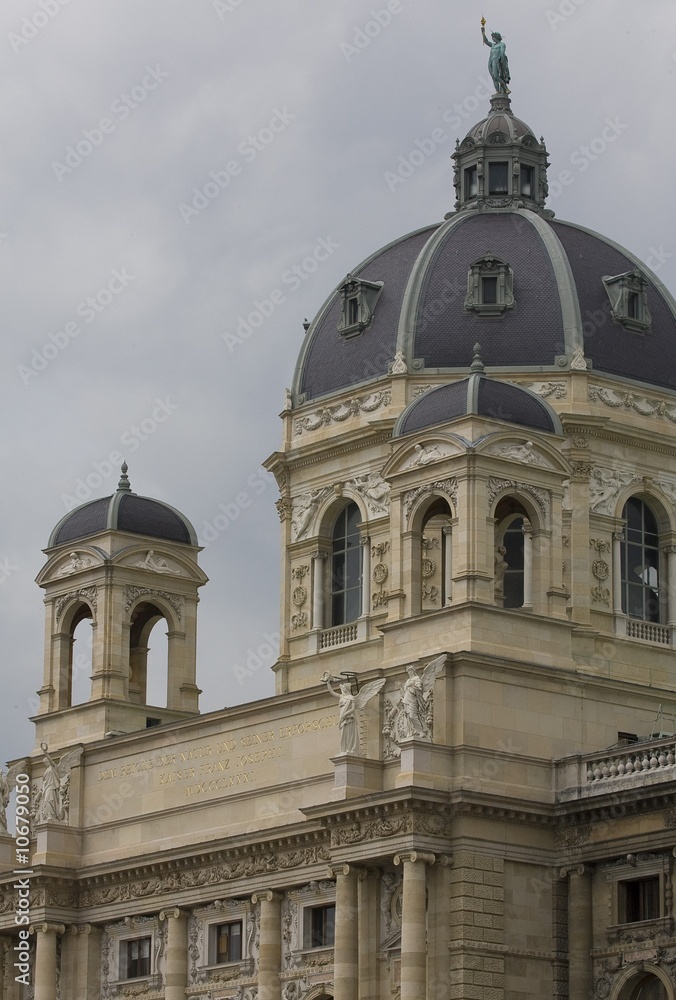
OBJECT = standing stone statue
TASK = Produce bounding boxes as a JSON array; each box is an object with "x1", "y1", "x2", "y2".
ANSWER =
[
  {"x1": 322, "y1": 673, "x2": 385, "y2": 755},
  {"x1": 35, "y1": 743, "x2": 83, "y2": 824},
  {"x1": 481, "y1": 19, "x2": 511, "y2": 94}
]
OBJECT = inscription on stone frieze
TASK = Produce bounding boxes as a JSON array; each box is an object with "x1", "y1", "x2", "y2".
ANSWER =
[{"x1": 91, "y1": 713, "x2": 338, "y2": 804}]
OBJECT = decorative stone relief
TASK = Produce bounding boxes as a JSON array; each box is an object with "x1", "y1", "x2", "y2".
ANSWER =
[
  {"x1": 291, "y1": 568, "x2": 309, "y2": 631},
  {"x1": 562, "y1": 480, "x2": 571, "y2": 511},
  {"x1": 590, "y1": 538, "x2": 611, "y2": 606},
  {"x1": 390, "y1": 350, "x2": 407, "y2": 375},
  {"x1": 134, "y1": 551, "x2": 182, "y2": 575},
  {"x1": 554, "y1": 824, "x2": 592, "y2": 849},
  {"x1": 187, "y1": 899, "x2": 254, "y2": 987},
  {"x1": 124, "y1": 587, "x2": 184, "y2": 621},
  {"x1": 55, "y1": 586, "x2": 97, "y2": 621},
  {"x1": 570, "y1": 347, "x2": 589, "y2": 370},
  {"x1": 513, "y1": 380, "x2": 567, "y2": 399},
  {"x1": 657, "y1": 480, "x2": 676, "y2": 507},
  {"x1": 371, "y1": 541, "x2": 390, "y2": 609},
  {"x1": 56, "y1": 551, "x2": 94, "y2": 576},
  {"x1": 347, "y1": 473, "x2": 390, "y2": 515},
  {"x1": 291, "y1": 488, "x2": 333, "y2": 541},
  {"x1": 487, "y1": 478, "x2": 549, "y2": 518},
  {"x1": 589, "y1": 468, "x2": 639, "y2": 514},
  {"x1": 421, "y1": 536, "x2": 440, "y2": 608},
  {"x1": 404, "y1": 479, "x2": 458, "y2": 521},
  {"x1": 411, "y1": 384, "x2": 438, "y2": 398},
  {"x1": 487, "y1": 441, "x2": 550, "y2": 467},
  {"x1": 380, "y1": 871, "x2": 403, "y2": 940},
  {"x1": 293, "y1": 390, "x2": 391, "y2": 435},
  {"x1": 382, "y1": 656, "x2": 445, "y2": 755},
  {"x1": 34, "y1": 743, "x2": 83, "y2": 825},
  {"x1": 589, "y1": 383, "x2": 676, "y2": 424},
  {"x1": 404, "y1": 442, "x2": 457, "y2": 469},
  {"x1": 276, "y1": 496, "x2": 293, "y2": 523}
]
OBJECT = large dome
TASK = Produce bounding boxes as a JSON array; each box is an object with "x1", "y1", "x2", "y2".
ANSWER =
[
  {"x1": 48, "y1": 465, "x2": 197, "y2": 548},
  {"x1": 293, "y1": 98, "x2": 676, "y2": 405}
]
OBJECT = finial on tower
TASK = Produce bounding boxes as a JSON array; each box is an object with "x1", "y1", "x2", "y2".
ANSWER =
[
  {"x1": 470, "y1": 343, "x2": 485, "y2": 373},
  {"x1": 117, "y1": 462, "x2": 132, "y2": 493}
]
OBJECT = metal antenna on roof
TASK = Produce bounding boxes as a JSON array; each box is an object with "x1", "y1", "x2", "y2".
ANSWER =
[
  {"x1": 470, "y1": 343, "x2": 485, "y2": 373},
  {"x1": 117, "y1": 462, "x2": 132, "y2": 493}
]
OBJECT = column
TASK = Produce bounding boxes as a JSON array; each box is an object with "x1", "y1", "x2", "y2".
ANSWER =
[
  {"x1": 63, "y1": 924, "x2": 103, "y2": 1000},
  {"x1": 358, "y1": 869, "x2": 379, "y2": 1000},
  {"x1": 522, "y1": 519, "x2": 533, "y2": 610},
  {"x1": 32, "y1": 923, "x2": 65, "y2": 1000},
  {"x1": 613, "y1": 531, "x2": 624, "y2": 616},
  {"x1": 665, "y1": 545, "x2": 676, "y2": 631},
  {"x1": 561, "y1": 865, "x2": 593, "y2": 1000},
  {"x1": 330, "y1": 864, "x2": 359, "y2": 1000},
  {"x1": 312, "y1": 551, "x2": 328, "y2": 631},
  {"x1": 394, "y1": 851, "x2": 435, "y2": 1000},
  {"x1": 427, "y1": 856, "x2": 452, "y2": 1000},
  {"x1": 252, "y1": 890, "x2": 282, "y2": 1000},
  {"x1": 361, "y1": 537, "x2": 371, "y2": 618},
  {"x1": 159, "y1": 908, "x2": 188, "y2": 1000},
  {"x1": 443, "y1": 526, "x2": 453, "y2": 604}
]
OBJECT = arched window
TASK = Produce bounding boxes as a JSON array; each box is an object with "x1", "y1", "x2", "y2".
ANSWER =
[
  {"x1": 621, "y1": 498, "x2": 661, "y2": 623},
  {"x1": 494, "y1": 498, "x2": 532, "y2": 610},
  {"x1": 627, "y1": 973, "x2": 667, "y2": 1000},
  {"x1": 129, "y1": 601, "x2": 169, "y2": 706},
  {"x1": 330, "y1": 503, "x2": 362, "y2": 626},
  {"x1": 421, "y1": 500, "x2": 453, "y2": 611}
]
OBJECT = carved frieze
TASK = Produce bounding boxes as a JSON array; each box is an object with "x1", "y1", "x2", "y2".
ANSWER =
[
  {"x1": 513, "y1": 381, "x2": 567, "y2": 399},
  {"x1": 124, "y1": 587, "x2": 184, "y2": 621},
  {"x1": 487, "y1": 441, "x2": 550, "y2": 467},
  {"x1": 347, "y1": 473, "x2": 390, "y2": 515},
  {"x1": 589, "y1": 383, "x2": 676, "y2": 424},
  {"x1": 403, "y1": 479, "x2": 458, "y2": 521},
  {"x1": 291, "y1": 488, "x2": 333, "y2": 541},
  {"x1": 487, "y1": 478, "x2": 549, "y2": 518},
  {"x1": 293, "y1": 391, "x2": 391, "y2": 436},
  {"x1": 55, "y1": 587, "x2": 98, "y2": 621},
  {"x1": 589, "y1": 468, "x2": 639, "y2": 514}
]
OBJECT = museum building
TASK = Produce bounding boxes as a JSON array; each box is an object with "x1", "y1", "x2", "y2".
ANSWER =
[{"x1": 3, "y1": 82, "x2": 676, "y2": 1000}]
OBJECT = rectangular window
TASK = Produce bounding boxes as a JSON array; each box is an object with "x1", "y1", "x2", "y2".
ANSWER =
[
  {"x1": 619, "y1": 876, "x2": 661, "y2": 923},
  {"x1": 628, "y1": 290, "x2": 639, "y2": 319},
  {"x1": 123, "y1": 937, "x2": 151, "y2": 979},
  {"x1": 348, "y1": 298, "x2": 359, "y2": 326},
  {"x1": 520, "y1": 164, "x2": 534, "y2": 197},
  {"x1": 488, "y1": 162, "x2": 509, "y2": 195},
  {"x1": 303, "y1": 904, "x2": 335, "y2": 949},
  {"x1": 464, "y1": 165, "x2": 478, "y2": 199},
  {"x1": 210, "y1": 921, "x2": 242, "y2": 964},
  {"x1": 482, "y1": 276, "x2": 498, "y2": 304}
]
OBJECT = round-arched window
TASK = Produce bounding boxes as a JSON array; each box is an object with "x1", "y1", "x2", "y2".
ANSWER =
[
  {"x1": 628, "y1": 972, "x2": 667, "y2": 999},
  {"x1": 330, "y1": 503, "x2": 362, "y2": 626},
  {"x1": 621, "y1": 498, "x2": 660, "y2": 623}
]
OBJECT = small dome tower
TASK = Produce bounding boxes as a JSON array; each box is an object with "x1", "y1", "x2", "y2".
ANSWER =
[{"x1": 35, "y1": 465, "x2": 208, "y2": 750}]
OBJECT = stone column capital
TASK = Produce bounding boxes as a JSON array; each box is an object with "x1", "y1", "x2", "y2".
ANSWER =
[
  {"x1": 311, "y1": 549, "x2": 329, "y2": 561},
  {"x1": 394, "y1": 850, "x2": 436, "y2": 867},
  {"x1": 559, "y1": 863, "x2": 592, "y2": 880},
  {"x1": 68, "y1": 923, "x2": 93, "y2": 936},
  {"x1": 252, "y1": 889, "x2": 283, "y2": 905},
  {"x1": 30, "y1": 922, "x2": 65, "y2": 936},
  {"x1": 159, "y1": 907, "x2": 189, "y2": 921},
  {"x1": 328, "y1": 862, "x2": 363, "y2": 879}
]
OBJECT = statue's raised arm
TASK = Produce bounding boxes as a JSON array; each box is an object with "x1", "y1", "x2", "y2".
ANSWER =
[{"x1": 481, "y1": 19, "x2": 511, "y2": 95}]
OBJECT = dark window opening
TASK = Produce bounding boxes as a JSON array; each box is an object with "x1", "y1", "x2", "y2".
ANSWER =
[
  {"x1": 212, "y1": 921, "x2": 242, "y2": 964},
  {"x1": 628, "y1": 290, "x2": 639, "y2": 319},
  {"x1": 520, "y1": 164, "x2": 534, "y2": 197},
  {"x1": 304, "y1": 904, "x2": 335, "y2": 949},
  {"x1": 488, "y1": 161, "x2": 509, "y2": 195},
  {"x1": 503, "y1": 517, "x2": 525, "y2": 609},
  {"x1": 482, "y1": 276, "x2": 498, "y2": 304},
  {"x1": 619, "y1": 876, "x2": 660, "y2": 924},
  {"x1": 124, "y1": 937, "x2": 151, "y2": 979},
  {"x1": 621, "y1": 498, "x2": 660, "y2": 622},
  {"x1": 331, "y1": 503, "x2": 362, "y2": 626},
  {"x1": 348, "y1": 298, "x2": 359, "y2": 326},
  {"x1": 465, "y1": 165, "x2": 478, "y2": 199}
]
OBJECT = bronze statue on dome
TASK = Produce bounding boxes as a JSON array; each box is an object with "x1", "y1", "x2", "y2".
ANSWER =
[{"x1": 481, "y1": 17, "x2": 510, "y2": 95}]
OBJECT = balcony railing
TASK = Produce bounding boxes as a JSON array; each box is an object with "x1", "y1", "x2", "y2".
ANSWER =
[
  {"x1": 626, "y1": 619, "x2": 670, "y2": 644},
  {"x1": 585, "y1": 738, "x2": 676, "y2": 783},
  {"x1": 319, "y1": 623, "x2": 358, "y2": 649}
]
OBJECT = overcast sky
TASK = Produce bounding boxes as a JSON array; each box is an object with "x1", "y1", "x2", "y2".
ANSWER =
[{"x1": 1, "y1": 0, "x2": 674, "y2": 767}]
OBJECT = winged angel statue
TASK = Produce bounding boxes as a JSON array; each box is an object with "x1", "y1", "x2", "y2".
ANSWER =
[
  {"x1": 383, "y1": 654, "x2": 446, "y2": 753},
  {"x1": 322, "y1": 673, "x2": 386, "y2": 755},
  {"x1": 0, "y1": 760, "x2": 29, "y2": 834},
  {"x1": 34, "y1": 743, "x2": 84, "y2": 824}
]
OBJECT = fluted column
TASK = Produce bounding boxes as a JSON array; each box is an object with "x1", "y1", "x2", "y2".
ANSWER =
[
  {"x1": 160, "y1": 908, "x2": 188, "y2": 1000},
  {"x1": 252, "y1": 890, "x2": 282, "y2": 1000},
  {"x1": 32, "y1": 923, "x2": 65, "y2": 1000},
  {"x1": 394, "y1": 851, "x2": 435, "y2": 1000},
  {"x1": 561, "y1": 865, "x2": 593, "y2": 1000},
  {"x1": 330, "y1": 864, "x2": 359, "y2": 1000}
]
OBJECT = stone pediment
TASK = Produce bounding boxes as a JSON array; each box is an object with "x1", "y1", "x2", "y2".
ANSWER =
[
  {"x1": 36, "y1": 545, "x2": 105, "y2": 585},
  {"x1": 383, "y1": 434, "x2": 466, "y2": 479},
  {"x1": 476, "y1": 432, "x2": 570, "y2": 475}
]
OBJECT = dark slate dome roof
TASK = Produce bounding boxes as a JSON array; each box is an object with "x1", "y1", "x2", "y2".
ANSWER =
[
  {"x1": 464, "y1": 107, "x2": 536, "y2": 144},
  {"x1": 394, "y1": 369, "x2": 561, "y2": 437},
  {"x1": 293, "y1": 213, "x2": 676, "y2": 403},
  {"x1": 48, "y1": 468, "x2": 197, "y2": 548}
]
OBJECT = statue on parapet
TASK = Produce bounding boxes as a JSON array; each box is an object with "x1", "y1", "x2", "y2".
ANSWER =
[{"x1": 481, "y1": 18, "x2": 510, "y2": 94}]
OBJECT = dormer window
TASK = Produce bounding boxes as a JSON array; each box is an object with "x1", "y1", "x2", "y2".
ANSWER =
[
  {"x1": 464, "y1": 165, "x2": 478, "y2": 200},
  {"x1": 602, "y1": 270, "x2": 651, "y2": 333},
  {"x1": 464, "y1": 253, "x2": 515, "y2": 316},
  {"x1": 337, "y1": 274, "x2": 384, "y2": 337},
  {"x1": 488, "y1": 162, "x2": 509, "y2": 195}
]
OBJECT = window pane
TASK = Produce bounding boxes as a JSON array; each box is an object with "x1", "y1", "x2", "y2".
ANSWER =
[
  {"x1": 482, "y1": 276, "x2": 498, "y2": 304},
  {"x1": 520, "y1": 164, "x2": 534, "y2": 197},
  {"x1": 488, "y1": 162, "x2": 509, "y2": 194},
  {"x1": 621, "y1": 499, "x2": 662, "y2": 622},
  {"x1": 331, "y1": 503, "x2": 362, "y2": 626},
  {"x1": 465, "y1": 165, "x2": 477, "y2": 199}
]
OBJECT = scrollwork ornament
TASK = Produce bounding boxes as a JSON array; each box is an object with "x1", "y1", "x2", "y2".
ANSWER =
[
  {"x1": 404, "y1": 479, "x2": 458, "y2": 520},
  {"x1": 55, "y1": 586, "x2": 98, "y2": 621}
]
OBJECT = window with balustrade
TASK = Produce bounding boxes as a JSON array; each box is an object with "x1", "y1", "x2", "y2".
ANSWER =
[
  {"x1": 620, "y1": 498, "x2": 662, "y2": 624},
  {"x1": 330, "y1": 503, "x2": 362, "y2": 627}
]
